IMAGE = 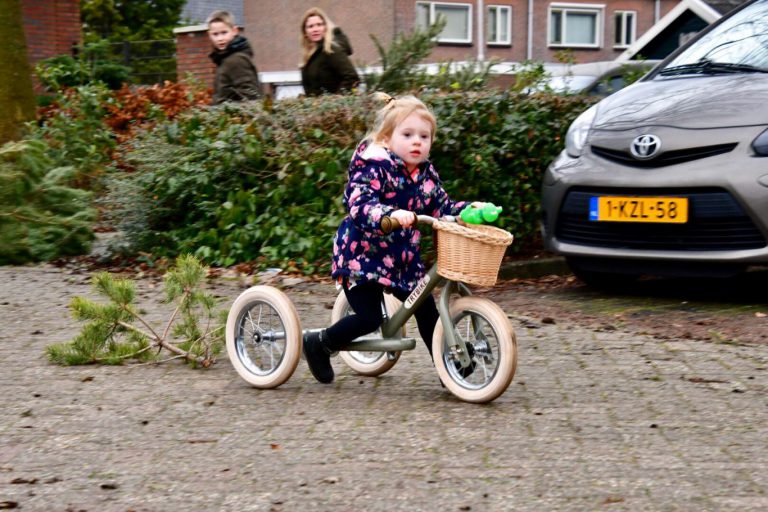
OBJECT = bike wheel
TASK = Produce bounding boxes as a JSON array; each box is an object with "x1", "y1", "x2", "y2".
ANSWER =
[
  {"x1": 333, "y1": 292, "x2": 405, "y2": 376},
  {"x1": 225, "y1": 286, "x2": 302, "y2": 389},
  {"x1": 432, "y1": 297, "x2": 517, "y2": 403}
]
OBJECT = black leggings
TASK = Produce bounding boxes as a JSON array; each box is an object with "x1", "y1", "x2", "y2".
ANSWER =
[{"x1": 325, "y1": 280, "x2": 439, "y2": 356}]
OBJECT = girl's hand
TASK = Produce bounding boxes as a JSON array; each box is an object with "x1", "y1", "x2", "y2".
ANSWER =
[
  {"x1": 390, "y1": 209, "x2": 417, "y2": 228},
  {"x1": 470, "y1": 201, "x2": 487, "y2": 208}
]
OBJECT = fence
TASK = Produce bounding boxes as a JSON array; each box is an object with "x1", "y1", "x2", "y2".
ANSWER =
[{"x1": 108, "y1": 39, "x2": 177, "y2": 84}]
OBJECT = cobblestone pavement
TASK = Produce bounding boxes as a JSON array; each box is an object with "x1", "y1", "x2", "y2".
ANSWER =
[{"x1": 1, "y1": 265, "x2": 767, "y2": 511}]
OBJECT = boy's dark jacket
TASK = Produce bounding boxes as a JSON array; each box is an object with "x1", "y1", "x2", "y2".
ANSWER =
[
  {"x1": 301, "y1": 27, "x2": 360, "y2": 96},
  {"x1": 209, "y1": 35, "x2": 262, "y2": 105}
]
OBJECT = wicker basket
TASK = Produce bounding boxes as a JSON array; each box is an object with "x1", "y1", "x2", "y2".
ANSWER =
[{"x1": 433, "y1": 221, "x2": 514, "y2": 287}]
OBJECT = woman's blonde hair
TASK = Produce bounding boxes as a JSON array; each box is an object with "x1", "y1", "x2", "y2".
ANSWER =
[
  {"x1": 300, "y1": 7, "x2": 337, "y2": 65},
  {"x1": 367, "y1": 93, "x2": 437, "y2": 145}
]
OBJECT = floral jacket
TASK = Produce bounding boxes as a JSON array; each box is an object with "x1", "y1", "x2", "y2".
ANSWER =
[{"x1": 331, "y1": 140, "x2": 468, "y2": 292}]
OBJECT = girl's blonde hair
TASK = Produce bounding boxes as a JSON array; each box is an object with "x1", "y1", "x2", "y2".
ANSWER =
[
  {"x1": 300, "y1": 7, "x2": 337, "y2": 65},
  {"x1": 367, "y1": 93, "x2": 437, "y2": 145}
]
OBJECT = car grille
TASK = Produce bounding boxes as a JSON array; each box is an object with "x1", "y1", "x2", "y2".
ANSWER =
[
  {"x1": 591, "y1": 143, "x2": 737, "y2": 168},
  {"x1": 555, "y1": 188, "x2": 766, "y2": 250}
]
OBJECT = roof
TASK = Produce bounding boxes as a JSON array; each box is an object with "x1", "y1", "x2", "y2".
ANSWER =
[
  {"x1": 181, "y1": 0, "x2": 244, "y2": 25},
  {"x1": 701, "y1": 0, "x2": 751, "y2": 15},
  {"x1": 618, "y1": 0, "x2": 729, "y2": 61}
]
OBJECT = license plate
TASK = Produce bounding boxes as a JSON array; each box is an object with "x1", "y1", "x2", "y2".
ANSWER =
[{"x1": 589, "y1": 196, "x2": 688, "y2": 223}]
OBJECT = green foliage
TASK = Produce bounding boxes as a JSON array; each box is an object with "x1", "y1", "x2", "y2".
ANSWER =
[
  {"x1": 106, "y1": 97, "x2": 364, "y2": 270},
  {"x1": 80, "y1": 0, "x2": 184, "y2": 85},
  {"x1": 365, "y1": 18, "x2": 445, "y2": 93},
  {"x1": 35, "y1": 41, "x2": 131, "y2": 91},
  {"x1": 47, "y1": 255, "x2": 223, "y2": 367},
  {"x1": 81, "y1": 0, "x2": 185, "y2": 42},
  {"x1": 48, "y1": 276, "x2": 146, "y2": 365},
  {"x1": 0, "y1": 140, "x2": 96, "y2": 264},
  {"x1": 427, "y1": 91, "x2": 592, "y2": 247},
  {"x1": 507, "y1": 61, "x2": 550, "y2": 93},
  {"x1": 363, "y1": 19, "x2": 494, "y2": 94},
  {"x1": 420, "y1": 60, "x2": 496, "y2": 92},
  {"x1": 106, "y1": 91, "x2": 592, "y2": 272},
  {"x1": 617, "y1": 60, "x2": 652, "y2": 88},
  {"x1": 34, "y1": 84, "x2": 117, "y2": 187},
  {"x1": 165, "y1": 255, "x2": 219, "y2": 357}
]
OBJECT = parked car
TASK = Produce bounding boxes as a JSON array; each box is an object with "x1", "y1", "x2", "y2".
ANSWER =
[
  {"x1": 540, "y1": 60, "x2": 659, "y2": 97},
  {"x1": 541, "y1": 0, "x2": 768, "y2": 286}
]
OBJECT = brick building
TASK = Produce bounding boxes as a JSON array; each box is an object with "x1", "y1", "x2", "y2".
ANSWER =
[
  {"x1": 20, "y1": 0, "x2": 81, "y2": 66},
  {"x1": 176, "y1": 0, "x2": 747, "y2": 96},
  {"x1": 245, "y1": 0, "x2": 681, "y2": 72}
]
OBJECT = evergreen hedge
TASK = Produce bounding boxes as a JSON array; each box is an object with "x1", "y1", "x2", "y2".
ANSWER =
[{"x1": 109, "y1": 90, "x2": 590, "y2": 273}]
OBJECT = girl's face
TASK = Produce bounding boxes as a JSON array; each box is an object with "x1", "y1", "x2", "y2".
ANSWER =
[
  {"x1": 385, "y1": 113, "x2": 433, "y2": 172},
  {"x1": 208, "y1": 21, "x2": 238, "y2": 50},
  {"x1": 304, "y1": 15, "x2": 327, "y2": 43}
]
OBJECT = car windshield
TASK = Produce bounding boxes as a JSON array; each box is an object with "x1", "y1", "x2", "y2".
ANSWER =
[{"x1": 659, "y1": 0, "x2": 768, "y2": 76}]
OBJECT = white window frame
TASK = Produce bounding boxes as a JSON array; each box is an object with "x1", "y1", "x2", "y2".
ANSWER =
[
  {"x1": 487, "y1": 5, "x2": 512, "y2": 46},
  {"x1": 548, "y1": 3, "x2": 604, "y2": 49},
  {"x1": 416, "y1": 2, "x2": 473, "y2": 44},
  {"x1": 613, "y1": 10, "x2": 636, "y2": 48}
]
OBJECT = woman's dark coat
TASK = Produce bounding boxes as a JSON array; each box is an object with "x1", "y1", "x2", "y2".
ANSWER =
[{"x1": 301, "y1": 28, "x2": 360, "y2": 96}]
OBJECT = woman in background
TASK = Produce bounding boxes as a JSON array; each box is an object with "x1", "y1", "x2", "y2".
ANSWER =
[{"x1": 299, "y1": 7, "x2": 360, "y2": 96}]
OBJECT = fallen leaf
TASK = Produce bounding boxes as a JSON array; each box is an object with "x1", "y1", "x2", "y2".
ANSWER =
[{"x1": 10, "y1": 477, "x2": 37, "y2": 484}]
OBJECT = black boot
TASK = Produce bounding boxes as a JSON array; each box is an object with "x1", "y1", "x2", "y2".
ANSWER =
[{"x1": 303, "y1": 330, "x2": 334, "y2": 384}]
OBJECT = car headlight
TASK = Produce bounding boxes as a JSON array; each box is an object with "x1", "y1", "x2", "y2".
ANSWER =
[
  {"x1": 752, "y1": 128, "x2": 768, "y2": 156},
  {"x1": 565, "y1": 104, "x2": 598, "y2": 158}
]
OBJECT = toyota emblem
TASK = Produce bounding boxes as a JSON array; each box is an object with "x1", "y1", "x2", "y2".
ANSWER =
[{"x1": 630, "y1": 134, "x2": 662, "y2": 159}]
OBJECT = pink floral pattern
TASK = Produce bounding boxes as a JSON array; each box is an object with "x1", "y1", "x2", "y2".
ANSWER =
[{"x1": 331, "y1": 140, "x2": 467, "y2": 292}]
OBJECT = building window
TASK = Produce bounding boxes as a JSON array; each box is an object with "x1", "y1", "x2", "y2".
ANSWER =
[
  {"x1": 614, "y1": 10, "x2": 636, "y2": 48},
  {"x1": 548, "y1": 4, "x2": 603, "y2": 48},
  {"x1": 487, "y1": 5, "x2": 512, "y2": 45},
  {"x1": 416, "y1": 2, "x2": 473, "y2": 44}
]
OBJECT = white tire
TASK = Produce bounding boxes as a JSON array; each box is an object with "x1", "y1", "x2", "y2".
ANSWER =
[
  {"x1": 225, "y1": 286, "x2": 302, "y2": 388},
  {"x1": 332, "y1": 292, "x2": 405, "y2": 376},
  {"x1": 433, "y1": 297, "x2": 517, "y2": 403}
]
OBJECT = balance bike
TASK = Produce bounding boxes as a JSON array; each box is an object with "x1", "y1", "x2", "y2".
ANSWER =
[{"x1": 225, "y1": 214, "x2": 517, "y2": 403}]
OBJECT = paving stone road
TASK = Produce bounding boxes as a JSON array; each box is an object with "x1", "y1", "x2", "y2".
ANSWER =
[{"x1": 1, "y1": 265, "x2": 767, "y2": 511}]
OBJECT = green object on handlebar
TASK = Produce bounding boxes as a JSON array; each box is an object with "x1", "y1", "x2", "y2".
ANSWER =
[{"x1": 460, "y1": 203, "x2": 502, "y2": 224}]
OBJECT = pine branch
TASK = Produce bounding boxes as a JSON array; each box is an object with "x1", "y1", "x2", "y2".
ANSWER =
[
  {"x1": 50, "y1": 255, "x2": 223, "y2": 368},
  {"x1": 117, "y1": 319, "x2": 208, "y2": 366}
]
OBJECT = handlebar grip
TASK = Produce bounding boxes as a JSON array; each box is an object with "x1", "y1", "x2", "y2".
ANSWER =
[{"x1": 380, "y1": 216, "x2": 401, "y2": 234}]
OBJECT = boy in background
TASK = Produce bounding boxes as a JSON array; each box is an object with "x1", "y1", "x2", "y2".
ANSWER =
[{"x1": 207, "y1": 11, "x2": 262, "y2": 104}]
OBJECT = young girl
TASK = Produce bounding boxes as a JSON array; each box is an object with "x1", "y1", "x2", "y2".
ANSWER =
[{"x1": 303, "y1": 94, "x2": 475, "y2": 384}]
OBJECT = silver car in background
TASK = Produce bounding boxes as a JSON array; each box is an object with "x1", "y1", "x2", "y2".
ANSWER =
[
  {"x1": 541, "y1": 0, "x2": 768, "y2": 286},
  {"x1": 542, "y1": 60, "x2": 659, "y2": 97}
]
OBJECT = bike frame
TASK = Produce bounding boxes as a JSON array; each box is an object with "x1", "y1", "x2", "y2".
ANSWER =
[{"x1": 336, "y1": 264, "x2": 475, "y2": 369}]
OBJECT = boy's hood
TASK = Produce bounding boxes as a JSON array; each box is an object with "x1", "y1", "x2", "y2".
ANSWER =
[{"x1": 209, "y1": 35, "x2": 253, "y2": 64}]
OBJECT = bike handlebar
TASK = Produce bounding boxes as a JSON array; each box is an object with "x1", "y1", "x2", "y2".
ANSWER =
[{"x1": 380, "y1": 214, "x2": 456, "y2": 234}]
